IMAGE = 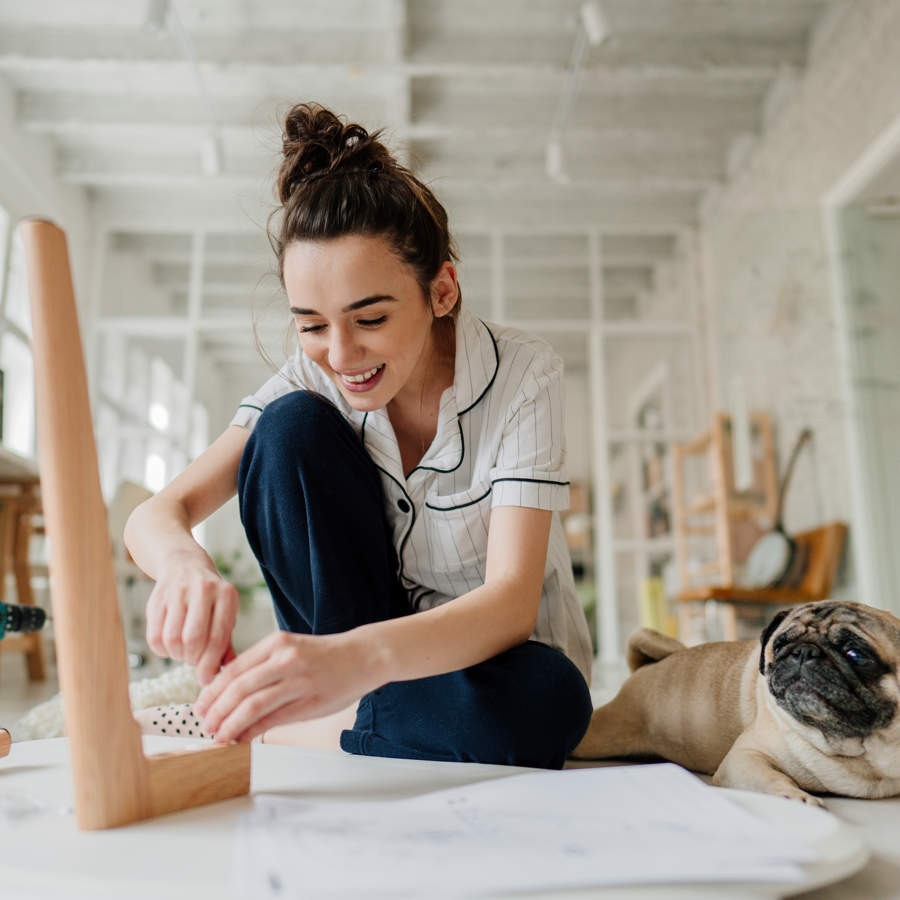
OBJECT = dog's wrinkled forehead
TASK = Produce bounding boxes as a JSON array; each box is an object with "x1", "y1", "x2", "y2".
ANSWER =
[
  {"x1": 785, "y1": 602, "x2": 900, "y2": 643},
  {"x1": 758, "y1": 601, "x2": 900, "y2": 674}
]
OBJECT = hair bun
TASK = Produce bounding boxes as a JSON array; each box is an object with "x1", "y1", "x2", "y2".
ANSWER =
[{"x1": 278, "y1": 102, "x2": 389, "y2": 202}]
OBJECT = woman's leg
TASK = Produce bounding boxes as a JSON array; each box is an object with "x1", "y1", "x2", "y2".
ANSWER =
[
  {"x1": 239, "y1": 394, "x2": 590, "y2": 763},
  {"x1": 138, "y1": 391, "x2": 405, "y2": 746},
  {"x1": 341, "y1": 641, "x2": 593, "y2": 770},
  {"x1": 237, "y1": 390, "x2": 409, "y2": 634}
]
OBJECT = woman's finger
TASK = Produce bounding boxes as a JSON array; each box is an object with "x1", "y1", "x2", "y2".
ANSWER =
[
  {"x1": 160, "y1": 595, "x2": 188, "y2": 660},
  {"x1": 196, "y1": 631, "x2": 289, "y2": 715},
  {"x1": 194, "y1": 586, "x2": 238, "y2": 685},
  {"x1": 213, "y1": 683, "x2": 303, "y2": 744},
  {"x1": 233, "y1": 697, "x2": 315, "y2": 744},
  {"x1": 145, "y1": 588, "x2": 167, "y2": 657},
  {"x1": 180, "y1": 589, "x2": 213, "y2": 666},
  {"x1": 204, "y1": 667, "x2": 296, "y2": 740}
]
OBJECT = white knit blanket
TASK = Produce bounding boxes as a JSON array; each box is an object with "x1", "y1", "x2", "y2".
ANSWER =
[{"x1": 11, "y1": 665, "x2": 202, "y2": 741}]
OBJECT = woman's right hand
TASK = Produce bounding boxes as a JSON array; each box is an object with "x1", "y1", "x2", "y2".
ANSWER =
[{"x1": 145, "y1": 557, "x2": 240, "y2": 685}]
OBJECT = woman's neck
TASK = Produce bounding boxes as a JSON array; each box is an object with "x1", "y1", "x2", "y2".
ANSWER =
[
  {"x1": 388, "y1": 320, "x2": 455, "y2": 426},
  {"x1": 387, "y1": 320, "x2": 455, "y2": 467}
]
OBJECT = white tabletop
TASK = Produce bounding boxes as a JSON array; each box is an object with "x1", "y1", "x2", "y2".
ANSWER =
[{"x1": 0, "y1": 737, "x2": 895, "y2": 898}]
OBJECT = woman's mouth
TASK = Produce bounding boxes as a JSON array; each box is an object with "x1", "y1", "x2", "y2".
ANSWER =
[{"x1": 340, "y1": 364, "x2": 385, "y2": 392}]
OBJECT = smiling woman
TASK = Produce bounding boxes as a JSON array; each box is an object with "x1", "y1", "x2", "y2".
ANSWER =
[{"x1": 124, "y1": 102, "x2": 593, "y2": 769}]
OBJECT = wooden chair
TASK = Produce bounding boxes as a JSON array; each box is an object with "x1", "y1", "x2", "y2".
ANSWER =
[
  {"x1": 676, "y1": 522, "x2": 848, "y2": 642},
  {"x1": 21, "y1": 218, "x2": 250, "y2": 830}
]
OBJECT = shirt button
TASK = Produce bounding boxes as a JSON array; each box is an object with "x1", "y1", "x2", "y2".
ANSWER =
[{"x1": 397, "y1": 498, "x2": 411, "y2": 513}]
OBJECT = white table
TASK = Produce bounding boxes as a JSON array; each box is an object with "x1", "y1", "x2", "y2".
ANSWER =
[{"x1": 0, "y1": 737, "x2": 894, "y2": 898}]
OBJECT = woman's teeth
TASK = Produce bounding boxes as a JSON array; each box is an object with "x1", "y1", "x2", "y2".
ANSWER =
[{"x1": 343, "y1": 365, "x2": 383, "y2": 384}]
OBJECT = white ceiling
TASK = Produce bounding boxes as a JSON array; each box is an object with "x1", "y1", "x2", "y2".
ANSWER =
[{"x1": 0, "y1": 0, "x2": 834, "y2": 378}]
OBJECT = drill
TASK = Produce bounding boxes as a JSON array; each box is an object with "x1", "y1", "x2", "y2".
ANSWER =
[
  {"x1": 0, "y1": 600, "x2": 48, "y2": 640},
  {"x1": 0, "y1": 601, "x2": 49, "y2": 758}
]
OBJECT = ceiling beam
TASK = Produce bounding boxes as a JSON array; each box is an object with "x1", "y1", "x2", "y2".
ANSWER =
[{"x1": 0, "y1": 25, "x2": 802, "y2": 77}]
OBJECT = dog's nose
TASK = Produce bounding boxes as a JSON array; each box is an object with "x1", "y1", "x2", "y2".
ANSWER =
[{"x1": 790, "y1": 642, "x2": 822, "y2": 664}]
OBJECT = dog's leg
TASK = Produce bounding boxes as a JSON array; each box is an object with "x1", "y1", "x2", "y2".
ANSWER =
[
  {"x1": 570, "y1": 693, "x2": 657, "y2": 760},
  {"x1": 713, "y1": 744, "x2": 827, "y2": 807}
]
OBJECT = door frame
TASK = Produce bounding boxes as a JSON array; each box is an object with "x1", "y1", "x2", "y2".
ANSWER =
[{"x1": 822, "y1": 110, "x2": 900, "y2": 612}]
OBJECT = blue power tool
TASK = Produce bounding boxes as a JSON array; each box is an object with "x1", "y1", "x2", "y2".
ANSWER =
[{"x1": 0, "y1": 600, "x2": 48, "y2": 640}]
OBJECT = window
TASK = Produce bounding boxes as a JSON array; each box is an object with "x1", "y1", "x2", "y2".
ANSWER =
[
  {"x1": 148, "y1": 357, "x2": 172, "y2": 433},
  {"x1": 0, "y1": 332, "x2": 35, "y2": 457},
  {"x1": 4, "y1": 229, "x2": 31, "y2": 336},
  {"x1": 0, "y1": 206, "x2": 9, "y2": 284}
]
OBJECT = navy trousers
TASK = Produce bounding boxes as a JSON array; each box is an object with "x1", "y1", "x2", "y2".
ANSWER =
[{"x1": 237, "y1": 391, "x2": 592, "y2": 769}]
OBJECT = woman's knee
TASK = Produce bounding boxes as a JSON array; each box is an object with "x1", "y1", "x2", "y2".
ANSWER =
[
  {"x1": 458, "y1": 644, "x2": 593, "y2": 769},
  {"x1": 239, "y1": 390, "x2": 368, "y2": 495},
  {"x1": 252, "y1": 391, "x2": 348, "y2": 456}
]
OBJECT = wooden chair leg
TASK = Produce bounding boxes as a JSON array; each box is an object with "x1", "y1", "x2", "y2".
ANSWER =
[
  {"x1": 719, "y1": 603, "x2": 738, "y2": 642},
  {"x1": 677, "y1": 602, "x2": 696, "y2": 645},
  {"x1": 12, "y1": 488, "x2": 46, "y2": 680},
  {"x1": 22, "y1": 217, "x2": 250, "y2": 830}
]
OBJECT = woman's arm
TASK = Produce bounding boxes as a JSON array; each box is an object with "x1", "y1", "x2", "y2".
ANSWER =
[
  {"x1": 195, "y1": 505, "x2": 552, "y2": 741},
  {"x1": 124, "y1": 424, "x2": 250, "y2": 683},
  {"x1": 360, "y1": 505, "x2": 551, "y2": 681}
]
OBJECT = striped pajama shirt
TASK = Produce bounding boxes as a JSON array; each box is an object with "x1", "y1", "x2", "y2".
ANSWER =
[{"x1": 232, "y1": 306, "x2": 594, "y2": 685}]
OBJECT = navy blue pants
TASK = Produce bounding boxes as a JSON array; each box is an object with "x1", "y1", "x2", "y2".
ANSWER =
[{"x1": 237, "y1": 391, "x2": 592, "y2": 769}]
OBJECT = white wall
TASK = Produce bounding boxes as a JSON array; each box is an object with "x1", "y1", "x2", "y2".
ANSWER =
[{"x1": 699, "y1": 1, "x2": 900, "y2": 599}]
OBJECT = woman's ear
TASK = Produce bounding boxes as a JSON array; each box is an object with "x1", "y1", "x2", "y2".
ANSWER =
[{"x1": 430, "y1": 262, "x2": 459, "y2": 319}]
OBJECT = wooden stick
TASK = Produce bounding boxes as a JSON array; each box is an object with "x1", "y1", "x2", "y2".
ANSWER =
[{"x1": 21, "y1": 218, "x2": 250, "y2": 829}]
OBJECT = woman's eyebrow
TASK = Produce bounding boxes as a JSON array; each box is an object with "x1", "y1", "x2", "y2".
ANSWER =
[{"x1": 290, "y1": 295, "x2": 398, "y2": 315}]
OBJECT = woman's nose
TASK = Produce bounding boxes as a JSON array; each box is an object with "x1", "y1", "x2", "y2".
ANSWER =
[{"x1": 328, "y1": 327, "x2": 361, "y2": 372}]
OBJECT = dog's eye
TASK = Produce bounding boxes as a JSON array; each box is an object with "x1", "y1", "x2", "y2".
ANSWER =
[{"x1": 844, "y1": 646, "x2": 871, "y2": 665}]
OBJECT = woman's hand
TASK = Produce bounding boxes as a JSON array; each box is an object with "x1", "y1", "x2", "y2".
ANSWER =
[
  {"x1": 194, "y1": 630, "x2": 379, "y2": 743},
  {"x1": 144, "y1": 556, "x2": 239, "y2": 685}
]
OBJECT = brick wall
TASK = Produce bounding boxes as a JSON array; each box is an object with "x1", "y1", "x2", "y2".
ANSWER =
[{"x1": 699, "y1": 1, "x2": 900, "y2": 599}]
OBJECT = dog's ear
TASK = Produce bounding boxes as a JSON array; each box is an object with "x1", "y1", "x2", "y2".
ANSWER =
[{"x1": 759, "y1": 609, "x2": 791, "y2": 674}]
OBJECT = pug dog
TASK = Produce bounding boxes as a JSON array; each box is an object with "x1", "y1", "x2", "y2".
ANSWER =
[{"x1": 571, "y1": 600, "x2": 900, "y2": 806}]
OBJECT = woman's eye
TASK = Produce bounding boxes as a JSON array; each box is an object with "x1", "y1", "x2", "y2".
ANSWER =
[
  {"x1": 298, "y1": 324, "x2": 325, "y2": 334},
  {"x1": 359, "y1": 316, "x2": 386, "y2": 327}
]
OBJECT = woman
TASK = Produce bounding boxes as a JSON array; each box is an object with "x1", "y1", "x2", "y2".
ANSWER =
[{"x1": 126, "y1": 103, "x2": 593, "y2": 769}]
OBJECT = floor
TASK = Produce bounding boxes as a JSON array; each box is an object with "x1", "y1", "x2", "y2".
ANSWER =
[{"x1": 0, "y1": 643, "x2": 60, "y2": 729}]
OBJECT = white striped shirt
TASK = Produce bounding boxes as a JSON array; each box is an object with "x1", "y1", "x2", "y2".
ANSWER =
[{"x1": 231, "y1": 306, "x2": 593, "y2": 683}]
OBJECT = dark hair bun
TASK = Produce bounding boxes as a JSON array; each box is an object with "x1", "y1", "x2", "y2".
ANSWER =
[{"x1": 278, "y1": 102, "x2": 392, "y2": 204}]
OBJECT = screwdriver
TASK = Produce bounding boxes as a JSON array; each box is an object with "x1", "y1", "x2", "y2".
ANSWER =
[{"x1": 0, "y1": 600, "x2": 49, "y2": 641}]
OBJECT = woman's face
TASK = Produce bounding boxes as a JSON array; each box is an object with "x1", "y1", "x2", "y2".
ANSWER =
[{"x1": 283, "y1": 234, "x2": 455, "y2": 412}]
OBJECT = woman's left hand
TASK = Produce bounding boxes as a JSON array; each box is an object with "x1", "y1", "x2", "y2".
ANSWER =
[{"x1": 194, "y1": 629, "x2": 378, "y2": 743}]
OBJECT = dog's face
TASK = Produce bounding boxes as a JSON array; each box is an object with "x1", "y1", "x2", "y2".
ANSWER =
[{"x1": 759, "y1": 601, "x2": 900, "y2": 740}]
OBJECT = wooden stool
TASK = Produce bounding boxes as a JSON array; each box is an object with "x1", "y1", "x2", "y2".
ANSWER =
[{"x1": 0, "y1": 480, "x2": 46, "y2": 680}]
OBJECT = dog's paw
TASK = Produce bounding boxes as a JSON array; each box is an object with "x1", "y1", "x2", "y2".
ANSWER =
[{"x1": 779, "y1": 787, "x2": 827, "y2": 808}]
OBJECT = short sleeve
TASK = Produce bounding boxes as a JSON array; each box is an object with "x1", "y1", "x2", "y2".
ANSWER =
[
  {"x1": 489, "y1": 359, "x2": 570, "y2": 510},
  {"x1": 230, "y1": 357, "x2": 304, "y2": 432}
]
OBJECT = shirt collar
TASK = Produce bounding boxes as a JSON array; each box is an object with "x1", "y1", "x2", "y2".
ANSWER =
[
  {"x1": 361, "y1": 306, "x2": 499, "y2": 482},
  {"x1": 451, "y1": 306, "x2": 499, "y2": 415}
]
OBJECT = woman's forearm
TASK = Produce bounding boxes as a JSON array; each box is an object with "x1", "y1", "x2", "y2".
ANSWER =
[
  {"x1": 353, "y1": 579, "x2": 539, "y2": 688},
  {"x1": 123, "y1": 425, "x2": 247, "y2": 582},
  {"x1": 123, "y1": 497, "x2": 218, "y2": 581}
]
